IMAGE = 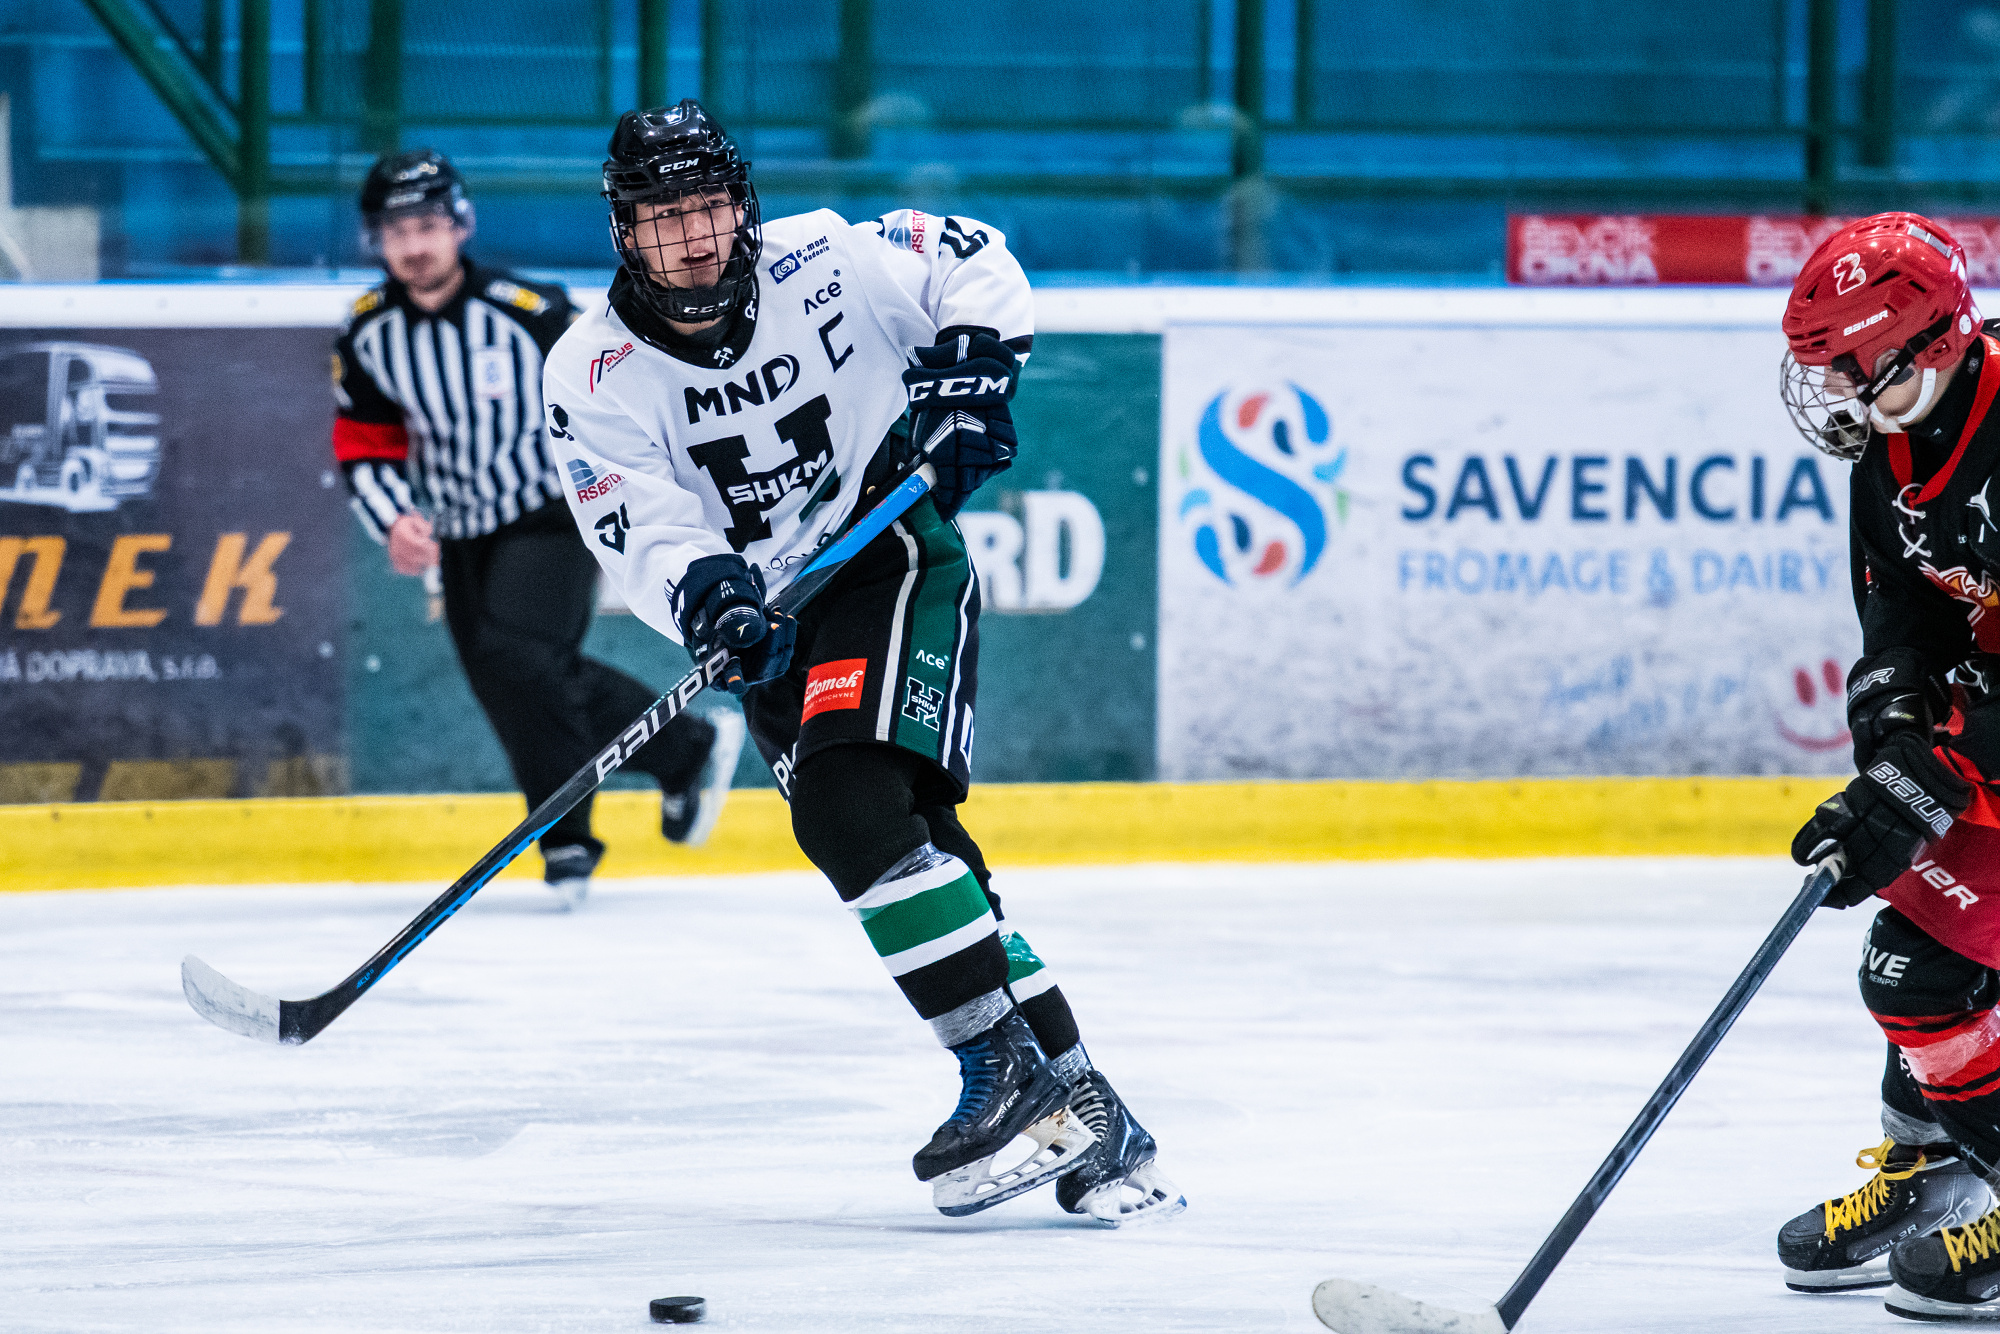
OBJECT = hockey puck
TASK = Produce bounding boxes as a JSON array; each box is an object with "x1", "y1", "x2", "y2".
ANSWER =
[{"x1": 649, "y1": 1296, "x2": 706, "y2": 1324}]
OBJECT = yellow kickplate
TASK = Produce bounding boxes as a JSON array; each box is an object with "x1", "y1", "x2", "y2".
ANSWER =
[{"x1": 0, "y1": 776, "x2": 1829, "y2": 892}]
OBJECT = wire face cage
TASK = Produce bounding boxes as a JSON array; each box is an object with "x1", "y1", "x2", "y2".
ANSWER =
[
  {"x1": 608, "y1": 180, "x2": 761, "y2": 325},
  {"x1": 1780, "y1": 352, "x2": 1874, "y2": 461}
]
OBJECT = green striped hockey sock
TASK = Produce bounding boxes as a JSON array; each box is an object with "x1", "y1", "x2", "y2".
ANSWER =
[{"x1": 848, "y1": 844, "x2": 1006, "y2": 1043}]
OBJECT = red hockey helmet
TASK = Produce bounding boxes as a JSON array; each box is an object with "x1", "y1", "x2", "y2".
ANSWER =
[{"x1": 1780, "y1": 212, "x2": 1980, "y2": 460}]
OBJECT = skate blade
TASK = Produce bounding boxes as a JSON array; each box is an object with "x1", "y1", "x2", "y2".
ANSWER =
[
  {"x1": 1077, "y1": 1159, "x2": 1187, "y2": 1228},
  {"x1": 1311, "y1": 1279, "x2": 1507, "y2": 1334},
  {"x1": 932, "y1": 1107, "x2": 1094, "y2": 1218},
  {"x1": 1783, "y1": 1259, "x2": 1891, "y2": 1293},
  {"x1": 546, "y1": 878, "x2": 588, "y2": 912},
  {"x1": 1886, "y1": 1283, "x2": 2000, "y2": 1322}
]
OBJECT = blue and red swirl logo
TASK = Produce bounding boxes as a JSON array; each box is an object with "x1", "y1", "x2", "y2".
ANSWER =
[{"x1": 1177, "y1": 384, "x2": 1347, "y2": 586}]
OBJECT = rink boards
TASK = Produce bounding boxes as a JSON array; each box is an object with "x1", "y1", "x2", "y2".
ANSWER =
[{"x1": 0, "y1": 774, "x2": 1830, "y2": 891}]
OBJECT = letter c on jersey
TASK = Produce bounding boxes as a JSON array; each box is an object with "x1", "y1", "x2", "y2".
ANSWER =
[{"x1": 819, "y1": 312, "x2": 853, "y2": 372}]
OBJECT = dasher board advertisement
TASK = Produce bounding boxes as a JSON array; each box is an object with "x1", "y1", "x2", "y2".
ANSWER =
[
  {"x1": 1158, "y1": 314, "x2": 1859, "y2": 780},
  {"x1": 0, "y1": 328, "x2": 346, "y2": 802}
]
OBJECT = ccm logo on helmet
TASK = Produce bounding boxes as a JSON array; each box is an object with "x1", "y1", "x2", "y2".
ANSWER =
[
  {"x1": 1834, "y1": 252, "x2": 1867, "y2": 295},
  {"x1": 1844, "y1": 310, "x2": 1891, "y2": 337}
]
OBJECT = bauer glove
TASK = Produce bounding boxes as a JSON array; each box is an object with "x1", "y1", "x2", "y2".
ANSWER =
[
  {"x1": 1791, "y1": 731, "x2": 1970, "y2": 907},
  {"x1": 903, "y1": 325, "x2": 1018, "y2": 521},
  {"x1": 672, "y1": 554, "x2": 796, "y2": 696}
]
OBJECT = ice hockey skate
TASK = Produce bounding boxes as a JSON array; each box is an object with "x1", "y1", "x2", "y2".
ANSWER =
[
  {"x1": 660, "y1": 711, "x2": 745, "y2": 847},
  {"x1": 1779, "y1": 1138, "x2": 1992, "y2": 1292},
  {"x1": 1056, "y1": 1067, "x2": 1186, "y2": 1227},
  {"x1": 541, "y1": 843, "x2": 598, "y2": 911},
  {"x1": 1887, "y1": 1207, "x2": 2000, "y2": 1321},
  {"x1": 914, "y1": 1010, "x2": 1094, "y2": 1217}
]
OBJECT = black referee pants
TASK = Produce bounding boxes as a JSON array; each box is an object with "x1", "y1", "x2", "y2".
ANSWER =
[{"x1": 439, "y1": 503, "x2": 713, "y2": 859}]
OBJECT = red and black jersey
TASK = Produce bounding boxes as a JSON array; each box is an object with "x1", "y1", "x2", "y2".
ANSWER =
[
  {"x1": 332, "y1": 259, "x2": 574, "y2": 542},
  {"x1": 1851, "y1": 325, "x2": 2000, "y2": 680}
]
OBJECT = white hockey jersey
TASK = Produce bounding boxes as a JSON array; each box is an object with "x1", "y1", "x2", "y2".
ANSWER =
[{"x1": 543, "y1": 208, "x2": 1033, "y2": 645}]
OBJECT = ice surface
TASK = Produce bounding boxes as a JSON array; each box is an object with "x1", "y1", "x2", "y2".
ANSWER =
[{"x1": 0, "y1": 858, "x2": 1920, "y2": 1332}]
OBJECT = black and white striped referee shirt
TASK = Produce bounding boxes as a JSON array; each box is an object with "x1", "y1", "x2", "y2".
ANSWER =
[{"x1": 332, "y1": 260, "x2": 573, "y2": 542}]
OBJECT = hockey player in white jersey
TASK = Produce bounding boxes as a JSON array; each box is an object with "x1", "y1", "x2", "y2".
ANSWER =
[{"x1": 542, "y1": 100, "x2": 1183, "y2": 1225}]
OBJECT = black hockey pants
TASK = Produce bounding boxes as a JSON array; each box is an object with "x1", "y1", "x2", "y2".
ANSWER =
[{"x1": 1863, "y1": 906, "x2": 2000, "y2": 1175}]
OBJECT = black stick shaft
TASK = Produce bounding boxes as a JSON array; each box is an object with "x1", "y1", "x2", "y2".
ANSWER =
[
  {"x1": 274, "y1": 465, "x2": 936, "y2": 1044},
  {"x1": 1491, "y1": 860, "x2": 1839, "y2": 1328}
]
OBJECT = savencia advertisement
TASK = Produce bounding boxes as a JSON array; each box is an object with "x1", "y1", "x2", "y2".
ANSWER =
[{"x1": 1158, "y1": 318, "x2": 1859, "y2": 780}]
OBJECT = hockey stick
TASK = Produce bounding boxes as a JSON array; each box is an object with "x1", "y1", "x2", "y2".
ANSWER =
[
  {"x1": 182, "y1": 463, "x2": 938, "y2": 1046},
  {"x1": 1311, "y1": 850, "x2": 1846, "y2": 1334}
]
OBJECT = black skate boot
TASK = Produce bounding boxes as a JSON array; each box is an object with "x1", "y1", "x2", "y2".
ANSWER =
[
  {"x1": 1055, "y1": 1068, "x2": 1186, "y2": 1227},
  {"x1": 659, "y1": 713, "x2": 743, "y2": 847},
  {"x1": 913, "y1": 1010, "x2": 1094, "y2": 1218},
  {"x1": 1779, "y1": 1139, "x2": 1991, "y2": 1292},
  {"x1": 541, "y1": 843, "x2": 600, "y2": 912},
  {"x1": 1887, "y1": 1208, "x2": 2000, "y2": 1320}
]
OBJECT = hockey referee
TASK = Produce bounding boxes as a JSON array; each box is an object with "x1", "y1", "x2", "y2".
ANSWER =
[{"x1": 330, "y1": 150, "x2": 744, "y2": 906}]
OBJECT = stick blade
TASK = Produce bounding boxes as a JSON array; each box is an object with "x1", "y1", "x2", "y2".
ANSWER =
[
  {"x1": 181, "y1": 954, "x2": 283, "y2": 1044},
  {"x1": 1312, "y1": 1280, "x2": 1508, "y2": 1334}
]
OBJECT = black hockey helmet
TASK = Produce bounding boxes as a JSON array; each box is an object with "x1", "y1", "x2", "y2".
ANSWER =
[
  {"x1": 360, "y1": 149, "x2": 474, "y2": 247},
  {"x1": 603, "y1": 100, "x2": 761, "y2": 325}
]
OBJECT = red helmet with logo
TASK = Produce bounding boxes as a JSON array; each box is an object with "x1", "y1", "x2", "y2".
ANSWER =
[{"x1": 1780, "y1": 212, "x2": 1981, "y2": 460}]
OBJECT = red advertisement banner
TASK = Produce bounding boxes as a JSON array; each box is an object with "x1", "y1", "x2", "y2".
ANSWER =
[{"x1": 1509, "y1": 215, "x2": 2000, "y2": 287}]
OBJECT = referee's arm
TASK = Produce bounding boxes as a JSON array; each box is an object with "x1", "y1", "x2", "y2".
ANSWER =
[{"x1": 330, "y1": 318, "x2": 414, "y2": 545}]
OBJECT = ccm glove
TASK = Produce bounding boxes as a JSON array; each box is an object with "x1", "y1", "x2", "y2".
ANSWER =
[
  {"x1": 672, "y1": 554, "x2": 796, "y2": 697},
  {"x1": 1846, "y1": 647, "x2": 1948, "y2": 769},
  {"x1": 1791, "y1": 730, "x2": 1971, "y2": 907},
  {"x1": 903, "y1": 325, "x2": 1019, "y2": 520}
]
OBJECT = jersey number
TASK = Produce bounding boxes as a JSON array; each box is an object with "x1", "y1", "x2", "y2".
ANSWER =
[{"x1": 686, "y1": 394, "x2": 841, "y2": 552}]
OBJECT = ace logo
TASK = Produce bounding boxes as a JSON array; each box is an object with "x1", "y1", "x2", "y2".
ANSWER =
[{"x1": 902, "y1": 676, "x2": 945, "y2": 730}]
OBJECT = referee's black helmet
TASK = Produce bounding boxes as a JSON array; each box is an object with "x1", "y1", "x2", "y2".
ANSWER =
[
  {"x1": 603, "y1": 100, "x2": 762, "y2": 325},
  {"x1": 360, "y1": 150, "x2": 474, "y2": 247}
]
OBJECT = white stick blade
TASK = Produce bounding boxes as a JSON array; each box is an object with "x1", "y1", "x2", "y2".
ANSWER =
[
  {"x1": 181, "y1": 955, "x2": 282, "y2": 1043},
  {"x1": 1312, "y1": 1280, "x2": 1508, "y2": 1334}
]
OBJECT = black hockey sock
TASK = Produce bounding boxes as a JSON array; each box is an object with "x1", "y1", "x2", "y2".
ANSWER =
[{"x1": 1001, "y1": 930, "x2": 1085, "y2": 1077}]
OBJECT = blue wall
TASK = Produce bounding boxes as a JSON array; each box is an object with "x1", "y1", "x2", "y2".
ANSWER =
[{"x1": 8, "y1": 0, "x2": 2000, "y2": 276}]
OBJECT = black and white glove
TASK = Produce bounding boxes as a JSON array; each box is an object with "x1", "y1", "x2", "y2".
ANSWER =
[
  {"x1": 1846, "y1": 647, "x2": 1948, "y2": 770},
  {"x1": 902, "y1": 325, "x2": 1019, "y2": 521},
  {"x1": 672, "y1": 554, "x2": 796, "y2": 697},
  {"x1": 1791, "y1": 731, "x2": 1970, "y2": 907}
]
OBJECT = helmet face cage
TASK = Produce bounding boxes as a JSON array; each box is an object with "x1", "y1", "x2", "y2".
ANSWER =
[
  {"x1": 1780, "y1": 306, "x2": 1961, "y2": 460},
  {"x1": 607, "y1": 178, "x2": 761, "y2": 325},
  {"x1": 1780, "y1": 351, "x2": 1874, "y2": 461}
]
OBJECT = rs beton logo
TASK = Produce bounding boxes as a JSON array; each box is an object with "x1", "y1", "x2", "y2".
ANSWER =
[{"x1": 1177, "y1": 383, "x2": 1348, "y2": 587}]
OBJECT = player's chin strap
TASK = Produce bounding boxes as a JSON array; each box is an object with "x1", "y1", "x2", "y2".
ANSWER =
[{"x1": 1872, "y1": 367, "x2": 1942, "y2": 431}]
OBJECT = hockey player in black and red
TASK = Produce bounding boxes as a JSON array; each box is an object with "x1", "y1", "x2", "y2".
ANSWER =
[
  {"x1": 543, "y1": 101, "x2": 1183, "y2": 1224},
  {"x1": 1775, "y1": 212, "x2": 2000, "y2": 1320}
]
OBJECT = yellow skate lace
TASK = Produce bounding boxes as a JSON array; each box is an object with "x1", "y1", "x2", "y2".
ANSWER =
[
  {"x1": 1823, "y1": 1138, "x2": 1926, "y2": 1242},
  {"x1": 1942, "y1": 1211, "x2": 2000, "y2": 1274}
]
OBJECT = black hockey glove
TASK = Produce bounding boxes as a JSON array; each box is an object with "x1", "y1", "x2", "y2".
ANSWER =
[
  {"x1": 1791, "y1": 731, "x2": 1971, "y2": 907},
  {"x1": 1846, "y1": 648, "x2": 1948, "y2": 770},
  {"x1": 903, "y1": 325, "x2": 1018, "y2": 521},
  {"x1": 672, "y1": 554, "x2": 796, "y2": 697}
]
